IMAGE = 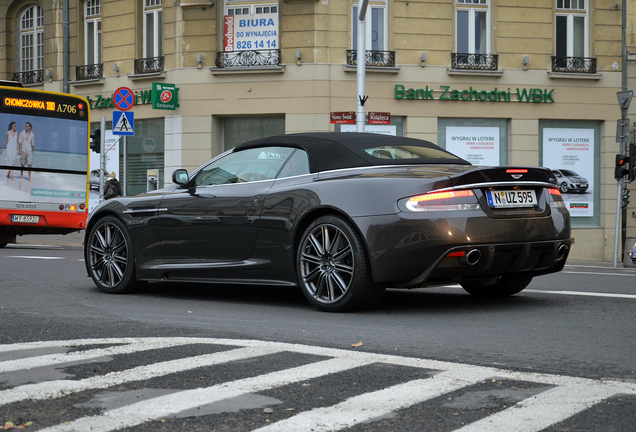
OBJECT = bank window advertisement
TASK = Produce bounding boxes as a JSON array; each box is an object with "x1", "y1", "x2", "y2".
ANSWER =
[
  {"x1": 437, "y1": 119, "x2": 509, "y2": 166},
  {"x1": 541, "y1": 127, "x2": 595, "y2": 218},
  {"x1": 445, "y1": 126, "x2": 500, "y2": 166}
]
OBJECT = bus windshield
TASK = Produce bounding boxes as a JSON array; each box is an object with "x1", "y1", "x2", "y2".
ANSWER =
[{"x1": 0, "y1": 85, "x2": 89, "y2": 246}]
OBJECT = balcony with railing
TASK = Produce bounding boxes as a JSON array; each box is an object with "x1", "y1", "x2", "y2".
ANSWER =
[
  {"x1": 215, "y1": 49, "x2": 280, "y2": 68},
  {"x1": 346, "y1": 50, "x2": 395, "y2": 67},
  {"x1": 12, "y1": 70, "x2": 43, "y2": 85},
  {"x1": 134, "y1": 56, "x2": 164, "y2": 74},
  {"x1": 451, "y1": 53, "x2": 498, "y2": 71},
  {"x1": 551, "y1": 56, "x2": 597, "y2": 74},
  {"x1": 75, "y1": 63, "x2": 103, "y2": 81}
]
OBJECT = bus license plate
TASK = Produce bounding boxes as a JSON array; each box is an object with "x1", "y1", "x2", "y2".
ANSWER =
[
  {"x1": 12, "y1": 214, "x2": 40, "y2": 223},
  {"x1": 486, "y1": 190, "x2": 537, "y2": 208}
]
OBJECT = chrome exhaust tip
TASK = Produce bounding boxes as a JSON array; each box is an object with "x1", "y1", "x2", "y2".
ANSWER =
[
  {"x1": 557, "y1": 244, "x2": 568, "y2": 260},
  {"x1": 462, "y1": 249, "x2": 481, "y2": 266}
]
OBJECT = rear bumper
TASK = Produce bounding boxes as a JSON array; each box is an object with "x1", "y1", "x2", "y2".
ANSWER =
[
  {"x1": 396, "y1": 239, "x2": 570, "y2": 288},
  {"x1": 355, "y1": 208, "x2": 571, "y2": 286}
]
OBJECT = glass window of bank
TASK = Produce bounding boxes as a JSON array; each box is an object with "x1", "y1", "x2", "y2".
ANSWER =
[
  {"x1": 455, "y1": 0, "x2": 490, "y2": 55},
  {"x1": 91, "y1": 118, "x2": 165, "y2": 197},
  {"x1": 352, "y1": 0, "x2": 387, "y2": 52},
  {"x1": 437, "y1": 118, "x2": 508, "y2": 166},
  {"x1": 223, "y1": 117, "x2": 285, "y2": 151}
]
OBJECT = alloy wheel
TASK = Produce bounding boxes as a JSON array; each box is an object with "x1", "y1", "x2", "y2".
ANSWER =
[
  {"x1": 299, "y1": 222, "x2": 355, "y2": 305},
  {"x1": 88, "y1": 220, "x2": 129, "y2": 289}
]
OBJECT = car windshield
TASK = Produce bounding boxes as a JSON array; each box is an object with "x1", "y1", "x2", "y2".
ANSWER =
[{"x1": 364, "y1": 145, "x2": 464, "y2": 161}]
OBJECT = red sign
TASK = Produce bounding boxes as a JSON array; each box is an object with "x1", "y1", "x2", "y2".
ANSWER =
[
  {"x1": 330, "y1": 111, "x2": 356, "y2": 124},
  {"x1": 368, "y1": 112, "x2": 391, "y2": 124},
  {"x1": 113, "y1": 87, "x2": 135, "y2": 111},
  {"x1": 224, "y1": 16, "x2": 234, "y2": 51},
  {"x1": 160, "y1": 90, "x2": 172, "y2": 103}
]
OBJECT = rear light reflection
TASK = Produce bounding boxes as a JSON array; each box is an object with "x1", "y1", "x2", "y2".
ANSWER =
[
  {"x1": 548, "y1": 187, "x2": 567, "y2": 209},
  {"x1": 406, "y1": 190, "x2": 480, "y2": 212}
]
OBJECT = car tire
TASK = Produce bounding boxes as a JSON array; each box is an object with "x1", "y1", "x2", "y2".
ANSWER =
[
  {"x1": 460, "y1": 274, "x2": 533, "y2": 298},
  {"x1": 297, "y1": 215, "x2": 384, "y2": 312},
  {"x1": 559, "y1": 183, "x2": 569, "y2": 193},
  {"x1": 85, "y1": 215, "x2": 141, "y2": 294}
]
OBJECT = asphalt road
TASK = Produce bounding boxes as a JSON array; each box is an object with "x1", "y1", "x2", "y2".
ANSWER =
[{"x1": 1, "y1": 233, "x2": 635, "y2": 431}]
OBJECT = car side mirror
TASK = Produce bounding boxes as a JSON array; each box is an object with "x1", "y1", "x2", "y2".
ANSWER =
[{"x1": 172, "y1": 169, "x2": 189, "y2": 186}]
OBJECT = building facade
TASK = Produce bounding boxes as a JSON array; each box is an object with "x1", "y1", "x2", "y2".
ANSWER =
[{"x1": 1, "y1": 0, "x2": 634, "y2": 262}]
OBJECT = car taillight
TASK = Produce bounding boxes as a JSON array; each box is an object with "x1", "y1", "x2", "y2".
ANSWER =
[
  {"x1": 548, "y1": 188, "x2": 567, "y2": 209},
  {"x1": 406, "y1": 190, "x2": 480, "y2": 212}
]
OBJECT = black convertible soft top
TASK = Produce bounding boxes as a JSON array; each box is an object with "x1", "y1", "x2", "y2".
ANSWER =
[{"x1": 234, "y1": 132, "x2": 470, "y2": 173}]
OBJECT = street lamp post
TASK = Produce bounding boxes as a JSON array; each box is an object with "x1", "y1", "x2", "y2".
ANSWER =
[{"x1": 356, "y1": 0, "x2": 369, "y2": 132}]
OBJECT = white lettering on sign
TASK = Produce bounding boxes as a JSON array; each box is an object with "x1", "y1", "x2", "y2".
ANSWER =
[
  {"x1": 224, "y1": 16, "x2": 234, "y2": 51},
  {"x1": 225, "y1": 13, "x2": 279, "y2": 52}
]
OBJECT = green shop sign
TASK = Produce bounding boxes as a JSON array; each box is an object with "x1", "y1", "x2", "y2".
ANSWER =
[
  {"x1": 151, "y1": 82, "x2": 179, "y2": 110},
  {"x1": 85, "y1": 83, "x2": 180, "y2": 110},
  {"x1": 86, "y1": 90, "x2": 152, "y2": 109},
  {"x1": 395, "y1": 85, "x2": 555, "y2": 103}
]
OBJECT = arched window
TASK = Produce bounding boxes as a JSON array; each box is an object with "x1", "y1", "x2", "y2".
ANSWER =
[
  {"x1": 85, "y1": 0, "x2": 101, "y2": 65},
  {"x1": 20, "y1": 5, "x2": 44, "y2": 73}
]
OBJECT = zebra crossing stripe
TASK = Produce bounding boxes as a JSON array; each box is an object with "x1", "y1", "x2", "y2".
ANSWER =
[
  {"x1": 0, "y1": 346, "x2": 282, "y2": 406},
  {"x1": 2, "y1": 338, "x2": 636, "y2": 432},
  {"x1": 37, "y1": 357, "x2": 376, "y2": 432},
  {"x1": 252, "y1": 368, "x2": 495, "y2": 432},
  {"x1": 453, "y1": 384, "x2": 622, "y2": 432},
  {"x1": 0, "y1": 338, "x2": 208, "y2": 373}
]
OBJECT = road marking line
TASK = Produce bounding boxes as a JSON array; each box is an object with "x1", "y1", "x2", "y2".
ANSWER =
[
  {"x1": 3, "y1": 256, "x2": 65, "y2": 260},
  {"x1": 0, "y1": 338, "x2": 215, "y2": 373},
  {"x1": 453, "y1": 384, "x2": 621, "y2": 432},
  {"x1": 0, "y1": 346, "x2": 281, "y2": 406},
  {"x1": 525, "y1": 289, "x2": 636, "y2": 299},
  {"x1": 252, "y1": 368, "x2": 494, "y2": 432},
  {"x1": 2, "y1": 338, "x2": 635, "y2": 432},
  {"x1": 38, "y1": 357, "x2": 375, "y2": 432},
  {"x1": 563, "y1": 271, "x2": 636, "y2": 277}
]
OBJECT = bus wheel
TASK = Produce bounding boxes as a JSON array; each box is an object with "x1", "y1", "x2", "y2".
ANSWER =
[{"x1": 85, "y1": 216, "x2": 139, "y2": 294}]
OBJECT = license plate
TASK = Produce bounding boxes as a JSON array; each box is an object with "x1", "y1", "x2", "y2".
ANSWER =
[
  {"x1": 12, "y1": 214, "x2": 40, "y2": 223},
  {"x1": 486, "y1": 190, "x2": 537, "y2": 208}
]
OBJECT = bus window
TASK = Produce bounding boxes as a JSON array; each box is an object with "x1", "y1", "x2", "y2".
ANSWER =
[{"x1": 0, "y1": 85, "x2": 89, "y2": 247}]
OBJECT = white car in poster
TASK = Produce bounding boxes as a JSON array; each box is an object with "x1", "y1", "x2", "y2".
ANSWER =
[{"x1": 551, "y1": 169, "x2": 589, "y2": 194}]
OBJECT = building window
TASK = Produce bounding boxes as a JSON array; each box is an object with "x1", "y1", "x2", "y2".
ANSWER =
[
  {"x1": 144, "y1": 0, "x2": 162, "y2": 59},
  {"x1": 20, "y1": 5, "x2": 44, "y2": 73},
  {"x1": 456, "y1": 0, "x2": 489, "y2": 55},
  {"x1": 218, "y1": 2, "x2": 280, "y2": 68},
  {"x1": 85, "y1": 0, "x2": 101, "y2": 65},
  {"x1": 556, "y1": 0, "x2": 587, "y2": 59},
  {"x1": 352, "y1": 1, "x2": 386, "y2": 52},
  {"x1": 222, "y1": 117, "x2": 285, "y2": 151}
]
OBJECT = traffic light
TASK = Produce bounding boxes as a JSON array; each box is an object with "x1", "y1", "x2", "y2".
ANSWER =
[
  {"x1": 622, "y1": 189, "x2": 631, "y2": 208},
  {"x1": 615, "y1": 153, "x2": 629, "y2": 180},
  {"x1": 629, "y1": 143, "x2": 636, "y2": 182},
  {"x1": 90, "y1": 128, "x2": 101, "y2": 153}
]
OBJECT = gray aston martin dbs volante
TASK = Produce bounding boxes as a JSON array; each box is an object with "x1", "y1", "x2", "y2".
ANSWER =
[{"x1": 84, "y1": 132, "x2": 571, "y2": 312}]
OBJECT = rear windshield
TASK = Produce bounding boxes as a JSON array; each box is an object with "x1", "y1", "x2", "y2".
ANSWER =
[{"x1": 364, "y1": 145, "x2": 465, "y2": 161}]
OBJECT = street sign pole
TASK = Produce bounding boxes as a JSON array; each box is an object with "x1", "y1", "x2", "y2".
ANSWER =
[
  {"x1": 356, "y1": 0, "x2": 369, "y2": 133},
  {"x1": 99, "y1": 117, "x2": 106, "y2": 203},
  {"x1": 614, "y1": 90, "x2": 633, "y2": 267}
]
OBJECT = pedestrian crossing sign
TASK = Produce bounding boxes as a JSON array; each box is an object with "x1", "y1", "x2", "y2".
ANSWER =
[{"x1": 113, "y1": 111, "x2": 134, "y2": 136}]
